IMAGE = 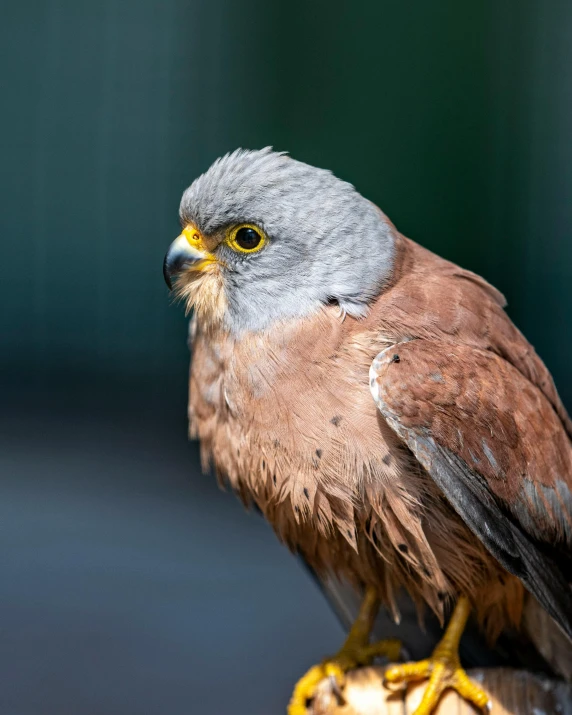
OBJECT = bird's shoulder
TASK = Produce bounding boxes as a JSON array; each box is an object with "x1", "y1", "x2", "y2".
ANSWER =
[{"x1": 364, "y1": 235, "x2": 572, "y2": 438}]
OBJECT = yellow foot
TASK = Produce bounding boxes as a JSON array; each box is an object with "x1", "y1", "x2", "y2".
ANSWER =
[
  {"x1": 384, "y1": 650, "x2": 490, "y2": 715},
  {"x1": 288, "y1": 638, "x2": 401, "y2": 715}
]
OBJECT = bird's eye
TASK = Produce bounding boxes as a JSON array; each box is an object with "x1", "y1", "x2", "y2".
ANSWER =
[
  {"x1": 235, "y1": 227, "x2": 260, "y2": 250},
  {"x1": 227, "y1": 224, "x2": 266, "y2": 254}
]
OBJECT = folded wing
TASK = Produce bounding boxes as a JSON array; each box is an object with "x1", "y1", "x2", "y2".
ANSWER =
[{"x1": 370, "y1": 339, "x2": 572, "y2": 639}]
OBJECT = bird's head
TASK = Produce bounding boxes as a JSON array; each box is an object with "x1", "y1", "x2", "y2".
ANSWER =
[{"x1": 164, "y1": 148, "x2": 397, "y2": 334}]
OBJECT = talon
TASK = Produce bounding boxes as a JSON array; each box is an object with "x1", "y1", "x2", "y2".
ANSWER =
[
  {"x1": 329, "y1": 674, "x2": 345, "y2": 703},
  {"x1": 452, "y1": 668, "x2": 490, "y2": 711},
  {"x1": 383, "y1": 597, "x2": 491, "y2": 715},
  {"x1": 388, "y1": 657, "x2": 490, "y2": 715},
  {"x1": 288, "y1": 638, "x2": 402, "y2": 715},
  {"x1": 288, "y1": 589, "x2": 402, "y2": 714}
]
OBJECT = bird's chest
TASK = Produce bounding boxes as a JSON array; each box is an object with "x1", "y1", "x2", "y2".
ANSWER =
[{"x1": 188, "y1": 317, "x2": 404, "y2": 549}]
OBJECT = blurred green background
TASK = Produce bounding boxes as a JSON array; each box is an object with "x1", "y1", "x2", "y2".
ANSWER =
[
  {"x1": 3, "y1": 0, "x2": 571, "y2": 397},
  {"x1": 1, "y1": 1, "x2": 571, "y2": 714}
]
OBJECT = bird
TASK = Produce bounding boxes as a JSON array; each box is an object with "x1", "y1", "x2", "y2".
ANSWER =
[{"x1": 163, "y1": 147, "x2": 572, "y2": 715}]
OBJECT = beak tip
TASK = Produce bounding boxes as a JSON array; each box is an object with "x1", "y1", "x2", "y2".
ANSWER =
[
  {"x1": 164, "y1": 233, "x2": 209, "y2": 291},
  {"x1": 163, "y1": 254, "x2": 173, "y2": 290}
]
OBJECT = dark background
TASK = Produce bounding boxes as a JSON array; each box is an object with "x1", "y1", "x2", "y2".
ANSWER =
[{"x1": 1, "y1": 2, "x2": 571, "y2": 714}]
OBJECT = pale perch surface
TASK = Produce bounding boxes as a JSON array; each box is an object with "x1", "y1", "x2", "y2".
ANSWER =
[{"x1": 310, "y1": 665, "x2": 572, "y2": 715}]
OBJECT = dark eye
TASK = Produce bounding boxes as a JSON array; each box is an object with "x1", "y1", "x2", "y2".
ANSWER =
[{"x1": 235, "y1": 226, "x2": 262, "y2": 251}]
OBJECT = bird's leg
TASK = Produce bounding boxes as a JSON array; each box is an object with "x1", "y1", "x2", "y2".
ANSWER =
[
  {"x1": 288, "y1": 586, "x2": 401, "y2": 715},
  {"x1": 384, "y1": 596, "x2": 490, "y2": 715}
]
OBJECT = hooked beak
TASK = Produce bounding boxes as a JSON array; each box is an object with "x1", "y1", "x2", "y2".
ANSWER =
[{"x1": 163, "y1": 231, "x2": 214, "y2": 290}]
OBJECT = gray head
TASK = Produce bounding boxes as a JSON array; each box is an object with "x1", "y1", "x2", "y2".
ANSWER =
[{"x1": 163, "y1": 148, "x2": 397, "y2": 334}]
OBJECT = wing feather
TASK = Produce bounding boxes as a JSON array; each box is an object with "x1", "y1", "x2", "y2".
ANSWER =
[{"x1": 370, "y1": 339, "x2": 572, "y2": 639}]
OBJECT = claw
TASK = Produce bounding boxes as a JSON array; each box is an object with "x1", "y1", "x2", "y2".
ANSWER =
[
  {"x1": 384, "y1": 597, "x2": 491, "y2": 715},
  {"x1": 328, "y1": 673, "x2": 345, "y2": 704},
  {"x1": 287, "y1": 639, "x2": 402, "y2": 715},
  {"x1": 288, "y1": 588, "x2": 401, "y2": 714},
  {"x1": 288, "y1": 663, "x2": 337, "y2": 715},
  {"x1": 384, "y1": 651, "x2": 490, "y2": 715}
]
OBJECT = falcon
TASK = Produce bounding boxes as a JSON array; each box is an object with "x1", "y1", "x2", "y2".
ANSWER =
[{"x1": 163, "y1": 148, "x2": 572, "y2": 715}]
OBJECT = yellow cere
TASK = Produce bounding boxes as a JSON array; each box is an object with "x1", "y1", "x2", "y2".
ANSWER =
[
  {"x1": 182, "y1": 225, "x2": 203, "y2": 246},
  {"x1": 176, "y1": 225, "x2": 218, "y2": 272}
]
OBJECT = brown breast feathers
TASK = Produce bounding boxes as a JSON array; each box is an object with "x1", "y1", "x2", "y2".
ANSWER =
[{"x1": 188, "y1": 234, "x2": 571, "y2": 637}]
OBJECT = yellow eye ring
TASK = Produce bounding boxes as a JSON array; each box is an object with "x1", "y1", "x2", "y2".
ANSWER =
[{"x1": 226, "y1": 223, "x2": 267, "y2": 254}]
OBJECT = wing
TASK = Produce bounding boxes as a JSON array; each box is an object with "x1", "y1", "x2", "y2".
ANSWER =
[{"x1": 369, "y1": 339, "x2": 572, "y2": 639}]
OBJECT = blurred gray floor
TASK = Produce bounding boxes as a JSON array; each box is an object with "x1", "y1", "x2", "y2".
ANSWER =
[{"x1": 0, "y1": 380, "x2": 343, "y2": 715}]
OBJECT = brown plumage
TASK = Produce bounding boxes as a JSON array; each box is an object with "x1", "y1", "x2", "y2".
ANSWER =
[
  {"x1": 187, "y1": 232, "x2": 572, "y2": 643},
  {"x1": 163, "y1": 150, "x2": 572, "y2": 714}
]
